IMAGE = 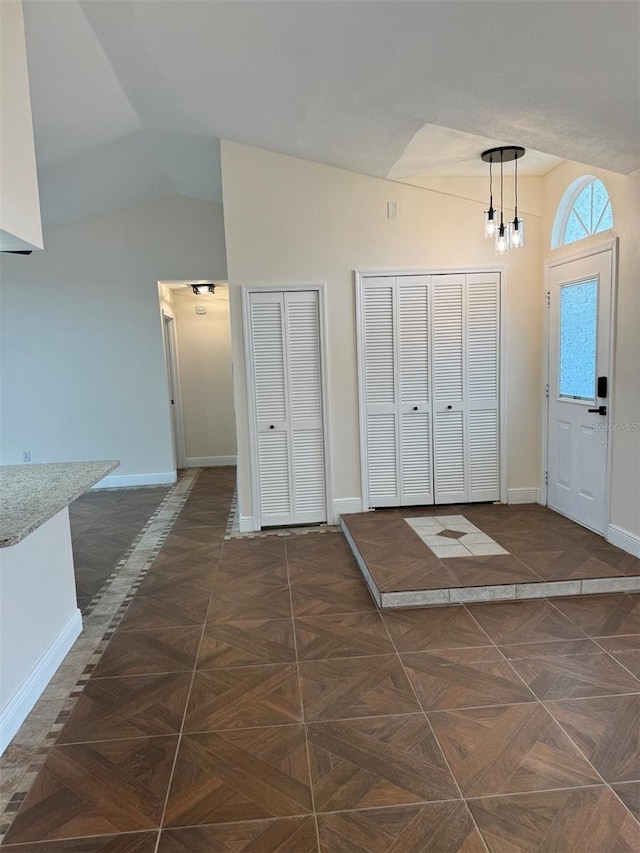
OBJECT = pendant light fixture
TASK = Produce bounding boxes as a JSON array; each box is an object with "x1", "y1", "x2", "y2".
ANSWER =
[{"x1": 481, "y1": 146, "x2": 525, "y2": 254}]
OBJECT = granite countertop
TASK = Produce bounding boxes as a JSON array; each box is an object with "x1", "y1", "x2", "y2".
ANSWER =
[{"x1": 0, "y1": 460, "x2": 119, "y2": 548}]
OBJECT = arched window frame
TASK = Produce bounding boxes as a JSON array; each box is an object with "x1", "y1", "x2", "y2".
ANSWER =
[{"x1": 551, "y1": 176, "x2": 614, "y2": 249}]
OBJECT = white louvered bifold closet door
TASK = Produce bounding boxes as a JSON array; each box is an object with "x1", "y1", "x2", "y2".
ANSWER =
[
  {"x1": 362, "y1": 278, "x2": 400, "y2": 506},
  {"x1": 248, "y1": 290, "x2": 326, "y2": 527},
  {"x1": 431, "y1": 273, "x2": 500, "y2": 504},
  {"x1": 361, "y1": 272, "x2": 500, "y2": 509},
  {"x1": 432, "y1": 275, "x2": 467, "y2": 503},
  {"x1": 285, "y1": 291, "x2": 326, "y2": 523},
  {"x1": 397, "y1": 278, "x2": 433, "y2": 504},
  {"x1": 465, "y1": 273, "x2": 500, "y2": 501},
  {"x1": 362, "y1": 276, "x2": 433, "y2": 507}
]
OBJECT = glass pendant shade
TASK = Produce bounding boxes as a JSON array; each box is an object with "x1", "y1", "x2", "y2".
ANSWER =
[
  {"x1": 495, "y1": 223, "x2": 508, "y2": 255},
  {"x1": 509, "y1": 217, "x2": 524, "y2": 248},
  {"x1": 485, "y1": 208, "x2": 496, "y2": 238}
]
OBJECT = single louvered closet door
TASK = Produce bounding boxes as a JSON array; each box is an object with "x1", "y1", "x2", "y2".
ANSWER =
[{"x1": 248, "y1": 290, "x2": 326, "y2": 527}]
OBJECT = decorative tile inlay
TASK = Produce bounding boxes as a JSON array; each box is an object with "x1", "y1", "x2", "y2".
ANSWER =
[{"x1": 406, "y1": 515, "x2": 508, "y2": 558}]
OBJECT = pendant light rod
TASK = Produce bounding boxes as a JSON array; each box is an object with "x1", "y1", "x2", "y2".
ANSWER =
[
  {"x1": 489, "y1": 158, "x2": 493, "y2": 210},
  {"x1": 500, "y1": 149, "x2": 504, "y2": 227},
  {"x1": 481, "y1": 145, "x2": 526, "y2": 253}
]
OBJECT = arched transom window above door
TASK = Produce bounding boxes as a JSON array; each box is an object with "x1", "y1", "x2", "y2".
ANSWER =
[{"x1": 552, "y1": 176, "x2": 613, "y2": 249}]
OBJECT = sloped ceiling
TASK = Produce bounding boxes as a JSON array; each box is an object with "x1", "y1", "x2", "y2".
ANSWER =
[{"x1": 23, "y1": 0, "x2": 639, "y2": 228}]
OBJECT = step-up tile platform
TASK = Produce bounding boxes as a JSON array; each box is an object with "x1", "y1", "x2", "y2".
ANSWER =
[{"x1": 341, "y1": 505, "x2": 640, "y2": 608}]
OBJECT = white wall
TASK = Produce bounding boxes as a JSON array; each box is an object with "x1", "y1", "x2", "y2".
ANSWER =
[
  {"x1": 172, "y1": 285, "x2": 237, "y2": 464},
  {"x1": 0, "y1": 0, "x2": 43, "y2": 251},
  {"x1": 0, "y1": 197, "x2": 228, "y2": 483},
  {"x1": 221, "y1": 141, "x2": 544, "y2": 520},
  {"x1": 542, "y1": 162, "x2": 640, "y2": 539},
  {"x1": 0, "y1": 508, "x2": 81, "y2": 752}
]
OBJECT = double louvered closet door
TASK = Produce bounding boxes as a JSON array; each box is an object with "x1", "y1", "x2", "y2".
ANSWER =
[
  {"x1": 360, "y1": 273, "x2": 500, "y2": 507},
  {"x1": 247, "y1": 290, "x2": 327, "y2": 527}
]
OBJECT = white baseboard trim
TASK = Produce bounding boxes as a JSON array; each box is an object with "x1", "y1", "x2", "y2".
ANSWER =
[
  {"x1": 239, "y1": 515, "x2": 257, "y2": 533},
  {"x1": 93, "y1": 472, "x2": 177, "y2": 489},
  {"x1": 333, "y1": 498, "x2": 363, "y2": 518},
  {"x1": 607, "y1": 524, "x2": 640, "y2": 558},
  {"x1": 1, "y1": 609, "x2": 82, "y2": 754},
  {"x1": 186, "y1": 456, "x2": 237, "y2": 468},
  {"x1": 507, "y1": 488, "x2": 540, "y2": 505},
  {"x1": 536, "y1": 489, "x2": 546, "y2": 506}
]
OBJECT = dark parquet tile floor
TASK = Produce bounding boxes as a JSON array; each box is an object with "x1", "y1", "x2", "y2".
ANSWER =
[
  {"x1": 69, "y1": 485, "x2": 171, "y2": 611},
  {"x1": 3, "y1": 470, "x2": 640, "y2": 851}
]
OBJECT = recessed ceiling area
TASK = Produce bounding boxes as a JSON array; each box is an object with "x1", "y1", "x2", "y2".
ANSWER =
[
  {"x1": 22, "y1": 0, "x2": 639, "y2": 227},
  {"x1": 389, "y1": 126, "x2": 564, "y2": 179}
]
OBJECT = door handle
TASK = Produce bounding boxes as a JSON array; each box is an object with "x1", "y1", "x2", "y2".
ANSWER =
[{"x1": 588, "y1": 405, "x2": 607, "y2": 415}]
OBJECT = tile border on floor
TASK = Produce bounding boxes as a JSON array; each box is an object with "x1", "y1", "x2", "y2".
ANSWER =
[{"x1": 0, "y1": 469, "x2": 202, "y2": 842}]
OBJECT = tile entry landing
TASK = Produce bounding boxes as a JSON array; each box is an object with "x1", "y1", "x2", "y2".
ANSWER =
[{"x1": 341, "y1": 505, "x2": 640, "y2": 608}]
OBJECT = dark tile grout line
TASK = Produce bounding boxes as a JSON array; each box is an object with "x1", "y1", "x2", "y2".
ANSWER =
[
  {"x1": 376, "y1": 597, "x2": 491, "y2": 852},
  {"x1": 0, "y1": 469, "x2": 203, "y2": 843},
  {"x1": 153, "y1": 497, "x2": 229, "y2": 853},
  {"x1": 283, "y1": 535, "x2": 322, "y2": 852}
]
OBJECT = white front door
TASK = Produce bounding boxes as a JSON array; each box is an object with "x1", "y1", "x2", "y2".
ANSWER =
[{"x1": 547, "y1": 248, "x2": 613, "y2": 534}]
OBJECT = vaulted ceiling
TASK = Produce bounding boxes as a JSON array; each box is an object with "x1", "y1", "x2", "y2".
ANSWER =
[{"x1": 23, "y1": 0, "x2": 639, "y2": 228}]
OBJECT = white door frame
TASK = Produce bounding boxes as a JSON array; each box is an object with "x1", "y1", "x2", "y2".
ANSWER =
[
  {"x1": 540, "y1": 237, "x2": 618, "y2": 520},
  {"x1": 241, "y1": 283, "x2": 334, "y2": 529},
  {"x1": 161, "y1": 308, "x2": 186, "y2": 470},
  {"x1": 355, "y1": 266, "x2": 508, "y2": 511}
]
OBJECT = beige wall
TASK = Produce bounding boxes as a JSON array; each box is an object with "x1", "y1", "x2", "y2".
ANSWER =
[
  {"x1": 0, "y1": 0, "x2": 42, "y2": 250},
  {"x1": 542, "y1": 162, "x2": 640, "y2": 539},
  {"x1": 172, "y1": 286, "x2": 237, "y2": 463},
  {"x1": 221, "y1": 141, "x2": 544, "y2": 521}
]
